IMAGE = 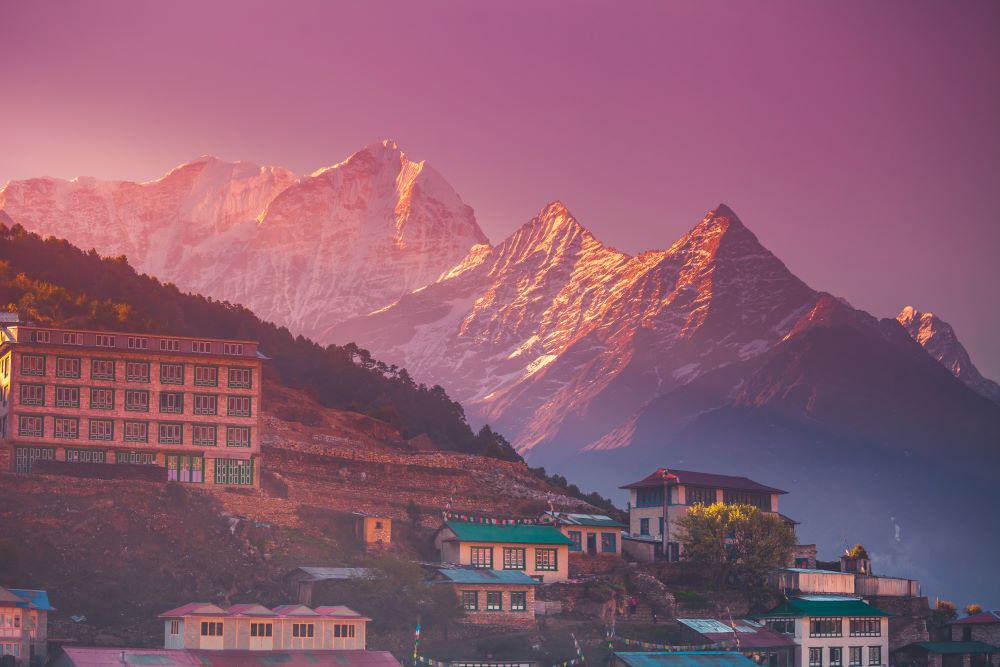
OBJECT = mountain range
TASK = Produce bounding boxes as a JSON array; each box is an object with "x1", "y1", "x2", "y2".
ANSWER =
[{"x1": 3, "y1": 142, "x2": 999, "y2": 604}]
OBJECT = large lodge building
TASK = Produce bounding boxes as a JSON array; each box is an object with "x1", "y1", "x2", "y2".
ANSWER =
[{"x1": 0, "y1": 323, "x2": 263, "y2": 487}]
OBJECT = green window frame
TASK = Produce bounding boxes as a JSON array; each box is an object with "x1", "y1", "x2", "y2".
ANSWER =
[
  {"x1": 214, "y1": 457, "x2": 254, "y2": 485},
  {"x1": 160, "y1": 362, "x2": 185, "y2": 385},
  {"x1": 192, "y1": 424, "x2": 217, "y2": 446},
  {"x1": 90, "y1": 358, "x2": 116, "y2": 380},
  {"x1": 193, "y1": 393, "x2": 218, "y2": 415},
  {"x1": 124, "y1": 389, "x2": 150, "y2": 412},
  {"x1": 535, "y1": 547, "x2": 558, "y2": 571},
  {"x1": 226, "y1": 395, "x2": 251, "y2": 417},
  {"x1": 123, "y1": 420, "x2": 149, "y2": 443},
  {"x1": 510, "y1": 591, "x2": 527, "y2": 611},
  {"x1": 158, "y1": 422, "x2": 183, "y2": 445},
  {"x1": 159, "y1": 391, "x2": 184, "y2": 414},
  {"x1": 636, "y1": 487, "x2": 664, "y2": 507},
  {"x1": 503, "y1": 547, "x2": 526, "y2": 570},
  {"x1": 225, "y1": 426, "x2": 251, "y2": 448},
  {"x1": 88, "y1": 418, "x2": 114, "y2": 441},
  {"x1": 830, "y1": 647, "x2": 843, "y2": 667},
  {"x1": 90, "y1": 387, "x2": 115, "y2": 410},
  {"x1": 14, "y1": 445, "x2": 55, "y2": 473},
  {"x1": 227, "y1": 367, "x2": 253, "y2": 389},
  {"x1": 568, "y1": 530, "x2": 582, "y2": 552},
  {"x1": 55, "y1": 356, "x2": 81, "y2": 378},
  {"x1": 53, "y1": 416, "x2": 79, "y2": 439},
  {"x1": 485, "y1": 591, "x2": 502, "y2": 611},
  {"x1": 19, "y1": 383, "x2": 45, "y2": 406},
  {"x1": 460, "y1": 590, "x2": 478, "y2": 611},
  {"x1": 17, "y1": 414, "x2": 44, "y2": 438},
  {"x1": 55, "y1": 384, "x2": 81, "y2": 408},
  {"x1": 65, "y1": 448, "x2": 106, "y2": 464},
  {"x1": 194, "y1": 365, "x2": 219, "y2": 387},
  {"x1": 470, "y1": 546, "x2": 493, "y2": 569},
  {"x1": 601, "y1": 532, "x2": 617, "y2": 553},
  {"x1": 125, "y1": 360, "x2": 151, "y2": 383},
  {"x1": 20, "y1": 353, "x2": 46, "y2": 376},
  {"x1": 115, "y1": 450, "x2": 157, "y2": 465}
]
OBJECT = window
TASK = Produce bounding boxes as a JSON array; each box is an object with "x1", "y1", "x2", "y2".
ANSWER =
[
  {"x1": 723, "y1": 489, "x2": 770, "y2": 510},
  {"x1": 91, "y1": 358, "x2": 115, "y2": 380},
  {"x1": 160, "y1": 392, "x2": 184, "y2": 414},
  {"x1": 62, "y1": 331, "x2": 84, "y2": 345},
  {"x1": 20, "y1": 353, "x2": 45, "y2": 375},
  {"x1": 160, "y1": 338, "x2": 180, "y2": 352},
  {"x1": 639, "y1": 518, "x2": 650, "y2": 535},
  {"x1": 333, "y1": 624, "x2": 356, "y2": 638},
  {"x1": 125, "y1": 361, "x2": 150, "y2": 382},
  {"x1": 29, "y1": 330, "x2": 50, "y2": 343},
  {"x1": 192, "y1": 341, "x2": 212, "y2": 354},
  {"x1": 56, "y1": 356, "x2": 81, "y2": 378},
  {"x1": 194, "y1": 393, "x2": 217, "y2": 415},
  {"x1": 485, "y1": 591, "x2": 502, "y2": 611},
  {"x1": 194, "y1": 366, "x2": 218, "y2": 386},
  {"x1": 510, "y1": 591, "x2": 527, "y2": 611},
  {"x1": 292, "y1": 623, "x2": 314, "y2": 638},
  {"x1": 193, "y1": 425, "x2": 217, "y2": 446},
  {"x1": 636, "y1": 487, "x2": 664, "y2": 507},
  {"x1": 228, "y1": 367, "x2": 252, "y2": 388},
  {"x1": 568, "y1": 530, "x2": 582, "y2": 552},
  {"x1": 214, "y1": 458, "x2": 253, "y2": 485},
  {"x1": 601, "y1": 532, "x2": 617, "y2": 552},
  {"x1": 461, "y1": 591, "x2": 478, "y2": 611},
  {"x1": 65, "y1": 449, "x2": 106, "y2": 463},
  {"x1": 116, "y1": 450, "x2": 156, "y2": 465},
  {"x1": 127, "y1": 336, "x2": 148, "y2": 350},
  {"x1": 160, "y1": 363, "x2": 184, "y2": 384},
  {"x1": 18, "y1": 415, "x2": 43, "y2": 437},
  {"x1": 96, "y1": 334, "x2": 116, "y2": 348},
  {"x1": 54, "y1": 417, "x2": 79, "y2": 439},
  {"x1": 169, "y1": 621, "x2": 180, "y2": 635},
  {"x1": 166, "y1": 455, "x2": 204, "y2": 483},
  {"x1": 19, "y1": 383, "x2": 44, "y2": 406},
  {"x1": 90, "y1": 387, "x2": 115, "y2": 410},
  {"x1": 200, "y1": 622, "x2": 223, "y2": 637},
  {"x1": 125, "y1": 389, "x2": 150, "y2": 412},
  {"x1": 765, "y1": 619, "x2": 795, "y2": 635},
  {"x1": 868, "y1": 647, "x2": 881, "y2": 666},
  {"x1": 250, "y1": 622, "x2": 272, "y2": 637},
  {"x1": 55, "y1": 385, "x2": 80, "y2": 408},
  {"x1": 14, "y1": 446, "x2": 54, "y2": 473},
  {"x1": 535, "y1": 548, "x2": 558, "y2": 571},
  {"x1": 470, "y1": 546, "x2": 493, "y2": 569},
  {"x1": 811, "y1": 618, "x2": 843, "y2": 638},
  {"x1": 226, "y1": 426, "x2": 250, "y2": 448},
  {"x1": 849, "y1": 648, "x2": 862, "y2": 666},
  {"x1": 223, "y1": 342, "x2": 244, "y2": 355},
  {"x1": 830, "y1": 647, "x2": 843, "y2": 666},
  {"x1": 227, "y1": 395, "x2": 251, "y2": 417},
  {"x1": 503, "y1": 547, "x2": 526, "y2": 570},
  {"x1": 89, "y1": 419, "x2": 114, "y2": 441},
  {"x1": 124, "y1": 421, "x2": 149, "y2": 442},
  {"x1": 962, "y1": 627, "x2": 972, "y2": 642},
  {"x1": 159, "y1": 423, "x2": 183, "y2": 444},
  {"x1": 850, "y1": 619, "x2": 881, "y2": 637},
  {"x1": 809, "y1": 648, "x2": 823, "y2": 667},
  {"x1": 686, "y1": 486, "x2": 716, "y2": 505}
]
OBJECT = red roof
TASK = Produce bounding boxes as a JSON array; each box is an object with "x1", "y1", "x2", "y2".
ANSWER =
[
  {"x1": 951, "y1": 611, "x2": 1000, "y2": 625},
  {"x1": 58, "y1": 647, "x2": 401, "y2": 667},
  {"x1": 620, "y1": 468, "x2": 787, "y2": 494}
]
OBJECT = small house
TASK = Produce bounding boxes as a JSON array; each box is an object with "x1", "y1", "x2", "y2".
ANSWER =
[
  {"x1": 431, "y1": 566, "x2": 538, "y2": 627},
  {"x1": 0, "y1": 586, "x2": 54, "y2": 667},
  {"x1": 891, "y1": 642, "x2": 999, "y2": 667},
  {"x1": 950, "y1": 611, "x2": 1000, "y2": 646},
  {"x1": 434, "y1": 520, "x2": 573, "y2": 583},
  {"x1": 284, "y1": 567, "x2": 375, "y2": 606},
  {"x1": 678, "y1": 618, "x2": 797, "y2": 667},
  {"x1": 541, "y1": 512, "x2": 625, "y2": 556},
  {"x1": 353, "y1": 513, "x2": 391, "y2": 548}
]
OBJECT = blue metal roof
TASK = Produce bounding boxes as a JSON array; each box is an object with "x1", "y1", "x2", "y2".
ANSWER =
[
  {"x1": 614, "y1": 652, "x2": 760, "y2": 667},
  {"x1": 436, "y1": 568, "x2": 539, "y2": 585},
  {"x1": 9, "y1": 589, "x2": 55, "y2": 611}
]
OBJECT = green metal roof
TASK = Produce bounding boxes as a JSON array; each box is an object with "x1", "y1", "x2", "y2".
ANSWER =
[
  {"x1": 756, "y1": 596, "x2": 891, "y2": 618},
  {"x1": 613, "y1": 652, "x2": 760, "y2": 667},
  {"x1": 436, "y1": 567, "x2": 539, "y2": 585},
  {"x1": 443, "y1": 520, "x2": 573, "y2": 545},
  {"x1": 910, "y1": 643, "x2": 998, "y2": 654}
]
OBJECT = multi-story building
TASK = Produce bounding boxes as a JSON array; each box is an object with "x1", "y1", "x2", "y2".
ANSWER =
[
  {"x1": 433, "y1": 520, "x2": 573, "y2": 583},
  {"x1": 755, "y1": 596, "x2": 891, "y2": 667},
  {"x1": 620, "y1": 468, "x2": 789, "y2": 561},
  {"x1": 0, "y1": 586, "x2": 54, "y2": 666},
  {"x1": 159, "y1": 602, "x2": 369, "y2": 651},
  {"x1": 540, "y1": 511, "x2": 625, "y2": 557},
  {"x1": 0, "y1": 324, "x2": 263, "y2": 487}
]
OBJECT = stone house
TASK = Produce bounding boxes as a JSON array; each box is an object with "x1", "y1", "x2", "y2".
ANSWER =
[
  {"x1": 283, "y1": 567, "x2": 375, "y2": 606},
  {"x1": 353, "y1": 512, "x2": 391, "y2": 548},
  {"x1": 950, "y1": 612, "x2": 1000, "y2": 647},
  {"x1": 678, "y1": 618, "x2": 798, "y2": 667},
  {"x1": 891, "y1": 642, "x2": 999, "y2": 667},
  {"x1": 540, "y1": 511, "x2": 625, "y2": 556},
  {"x1": 0, "y1": 587, "x2": 53, "y2": 667},
  {"x1": 434, "y1": 520, "x2": 573, "y2": 583},
  {"x1": 431, "y1": 566, "x2": 538, "y2": 627}
]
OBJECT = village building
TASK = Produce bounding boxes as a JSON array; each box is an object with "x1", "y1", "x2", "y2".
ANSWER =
[
  {"x1": 0, "y1": 324, "x2": 263, "y2": 487},
  {"x1": 540, "y1": 511, "x2": 625, "y2": 556},
  {"x1": 284, "y1": 567, "x2": 375, "y2": 606},
  {"x1": 353, "y1": 512, "x2": 392, "y2": 548},
  {"x1": 678, "y1": 618, "x2": 798, "y2": 667},
  {"x1": 433, "y1": 520, "x2": 573, "y2": 583},
  {"x1": 950, "y1": 612, "x2": 1000, "y2": 647},
  {"x1": 431, "y1": 566, "x2": 538, "y2": 627},
  {"x1": 891, "y1": 642, "x2": 999, "y2": 667},
  {"x1": 158, "y1": 602, "x2": 369, "y2": 651},
  {"x1": 52, "y1": 647, "x2": 402, "y2": 667},
  {"x1": 0, "y1": 587, "x2": 53, "y2": 667},
  {"x1": 620, "y1": 468, "x2": 789, "y2": 562},
  {"x1": 755, "y1": 596, "x2": 892, "y2": 667},
  {"x1": 612, "y1": 651, "x2": 762, "y2": 667}
]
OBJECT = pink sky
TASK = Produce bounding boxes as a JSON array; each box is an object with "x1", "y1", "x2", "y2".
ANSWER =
[{"x1": 2, "y1": 0, "x2": 998, "y2": 378}]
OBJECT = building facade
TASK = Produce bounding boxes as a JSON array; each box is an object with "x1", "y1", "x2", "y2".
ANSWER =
[
  {"x1": 159, "y1": 603, "x2": 369, "y2": 651},
  {"x1": 434, "y1": 567, "x2": 538, "y2": 627},
  {"x1": 950, "y1": 612, "x2": 1000, "y2": 647},
  {"x1": 0, "y1": 587, "x2": 53, "y2": 667},
  {"x1": 620, "y1": 468, "x2": 789, "y2": 561},
  {"x1": 434, "y1": 520, "x2": 573, "y2": 583},
  {"x1": 0, "y1": 325, "x2": 262, "y2": 487},
  {"x1": 540, "y1": 512, "x2": 625, "y2": 557},
  {"x1": 678, "y1": 618, "x2": 798, "y2": 667},
  {"x1": 756, "y1": 596, "x2": 891, "y2": 667}
]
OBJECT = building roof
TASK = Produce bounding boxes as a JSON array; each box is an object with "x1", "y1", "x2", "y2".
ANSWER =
[
  {"x1": 678, "y1": 619, "x2": 797, "y2": 649},
  {"x1": 620, "y1": 468, "x2": 787, "y2": 494},
  {"x1": 756, "y1": 596, "x2": 891, "y2": 618},
  {"x1": 7, "y1": 588, "x2": 55, "y2": 611},
  {"x1": 545, "y1": 512, "x2": 626, "y2": 528},
  {"x1": 159, "y1": 603, "x2": 227, "y2": 618},
  {"x1": 55, "y1": 647, "x2": 401, "y2": 667},
  {"x1": 225, "y1": 604, "x2": 276, "y2": 617},
  {"x1": 905, "y1": 643, "x2": 999, "y2": 655},
  {"x1": 951, "y1": 611, "x2": 1000, "y2": 625},
  {"x1": 435, "y1": 567, "x2": 540, "y2": 586},
  {"x1": 313, "y1": 606, "x2": 372, "y2": 621},
  {"x1": 441, "y1": 520, "x2": 573, "y2": 545},
  {"x1": 293, "y1": 567, "x2": 376, "y2": 581},
  {"x1": 272, "y1": 604, "x2": 320, "y2": 617},
  {"x1": 780, "y1": 568, "x2": 853, "y2": 576},
  {"x1": 159, "y1": 602, "x2": 366, "y2": 619},
  {"x1": 613, "y1": 651, "x2": 761, "y2": 667}
]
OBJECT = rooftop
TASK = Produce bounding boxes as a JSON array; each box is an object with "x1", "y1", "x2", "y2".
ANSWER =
[
  {"x1": 441, "y1": 520, "x2": 573, "y2": 545},
  {"x1": 435, "y1": 567, "x2": 540, "y2": 586},
  {"x1": 159, "y1": 602, "x2": 368, "y2": 620},
  {"x1": 620, "y1": 468, "x2": 787, "y2": 494},
  {"x1": 55, "y1": 647, "x2": 401, "y2": 667},
  {"x1": 292, "y1": 567, "x2": 376, "y2": 581},
  {"x1": 678, "y1": 619, "x2": 797, "y2": 649},
  {"x1": 545, "y1": 512, "x2": 626, "y2": 528},
  {"x1": 1, "y1": 588, "x2": 55, "y2": 611},
  {"x1": 951, "y1": 611, "x2": 1000, "y2": 625},
  {"x1": 613, "y1": 651, "x2": 761, "y2": 667},
  {"x1": 4, "y1": 324, "x2": 261, "y2": 358},
  {"x1": 755, "y1": 596, "x2": 891, "y2": 618}
]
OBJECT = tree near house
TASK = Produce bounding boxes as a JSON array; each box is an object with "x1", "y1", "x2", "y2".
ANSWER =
[
  {"x1": 677, "y1": 503, "x2": 796, "y2": 589},
  {"x1": 965, "y1": 603, "x2": 983, "y2": 616}
]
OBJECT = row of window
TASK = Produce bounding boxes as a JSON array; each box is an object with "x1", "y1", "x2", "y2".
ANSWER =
[
  {"x1": 809, "y1": 617, "x2": 883, "y2": 638},
  {"x1": 634, "y1": 486, "x2": 771, "y2": 509},
  {"x1": 460, "y1": 590, "x2": 528, "y2": 612},
  {"x1": 470, "y1": 546, "x2": 559, "y2": 571},
  {"x1": 17, "y1": 415, "x2": 251, "y2": 447},
  {"x1": 19, "y1": 384, "x2": 253, "y2": 416},
  {"x1": 808, "y1": 646, "x2": 881, "y2": 667},
  {"x1": 567, "y1": 530, "x2": 617, "y2": 553},
  {"x1": 19, "y1": 354, "x2": 253, "y2": 387},
  {"x1": 26, "y1": 330, "x2": 246, "y2": 356}
]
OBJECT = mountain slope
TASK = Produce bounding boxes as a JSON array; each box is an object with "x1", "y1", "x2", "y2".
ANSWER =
[
  {"x1": 0, "y1": 140, "x2": 487, "y2": 340},
  {"x1": 897, "y1": 306, "x2": 1000, "y2": 404}
]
